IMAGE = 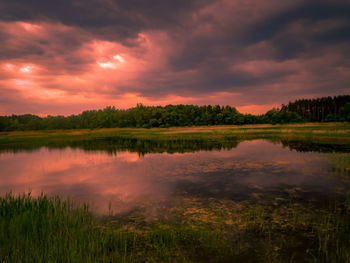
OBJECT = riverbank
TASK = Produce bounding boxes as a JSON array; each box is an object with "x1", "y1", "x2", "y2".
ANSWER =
[{"x1": 1, "y1": 123, "x2": 350, "y2": 146}]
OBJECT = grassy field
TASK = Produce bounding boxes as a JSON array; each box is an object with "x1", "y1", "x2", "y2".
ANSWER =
[
  {"x1": 1, "y1": 193, "x2": 350, "y2": 262},
  {"x1": 1, "y1": 123, "x2": 350, "y2": 146}
]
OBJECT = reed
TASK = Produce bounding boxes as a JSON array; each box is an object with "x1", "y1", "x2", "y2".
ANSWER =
[{"x1": 1, "y1": 193, "x2": 350, "y2": 262}]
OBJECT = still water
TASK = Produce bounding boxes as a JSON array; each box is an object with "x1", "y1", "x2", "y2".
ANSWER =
[{"x1": 1, "y1": 139, "x2": 349, "y2": 215}]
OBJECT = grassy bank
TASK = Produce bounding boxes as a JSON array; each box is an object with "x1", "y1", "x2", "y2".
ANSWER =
[
  {"x1": 0, "y1": 123, "x2": 350, "y2": 146},
  {"x1": 1, "y1": 193, "x2": 350, "y2": 262}
]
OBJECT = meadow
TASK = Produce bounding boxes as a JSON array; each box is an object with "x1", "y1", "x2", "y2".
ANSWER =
[
  {"x1": 1, "y1": 122, "x2": 350, "y2": 145},
  {"x1": 1, "y1": 122, "x2": 350, "y2": 262}
]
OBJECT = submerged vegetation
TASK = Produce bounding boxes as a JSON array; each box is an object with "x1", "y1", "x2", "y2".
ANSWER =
[
  {"x1": 0, "y1": 95, "x2": 349, "y2": 131},
  {"x1": 1, "y1": 193, "x2": 350, "y2": 262}
]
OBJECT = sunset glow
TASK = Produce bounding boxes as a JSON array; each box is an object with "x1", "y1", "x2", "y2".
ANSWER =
[
  {"x1": 113, "y1": 54, "x2": 125, "y2": 63},
  {"x1": 19, "y1": 66, "x2": 32, "y2": 73},
  {"x1": 97, "y1": 62, "x2": 116, "y2": 69},
  {"x1": 0, "y1": 1, "x2": 349, "y2": 115}
]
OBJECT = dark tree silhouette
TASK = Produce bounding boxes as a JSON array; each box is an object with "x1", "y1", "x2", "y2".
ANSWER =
[{"x1": 0, "y1": 95, "x2": 349, "y2": 131}]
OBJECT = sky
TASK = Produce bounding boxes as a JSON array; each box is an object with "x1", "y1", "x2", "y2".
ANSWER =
[{"x1": 0, "y1": 0, "x2": 349, "y2": 116}]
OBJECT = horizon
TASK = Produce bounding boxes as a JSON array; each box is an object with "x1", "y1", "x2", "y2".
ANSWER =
[
  {"x1": 1, "y1": 94, "x2": 349, "y2": 118},
  {"x1": 1, "y1": 102, "x2": 279, "y2": 117},
  {"x1": 0, "y1": 1, "x2": 349, "y2": 116},
  {"x1": 0, "y1": 102, "x2": 277, "y2": 117}
]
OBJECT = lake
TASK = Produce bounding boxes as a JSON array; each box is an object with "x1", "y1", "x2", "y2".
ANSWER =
[{"x1": 1, "y1": 138, "x2": 349, "y2": 217}]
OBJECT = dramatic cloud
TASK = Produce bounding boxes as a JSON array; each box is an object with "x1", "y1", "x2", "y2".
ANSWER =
[{"x1": 0, "y1": 0, "x2": 349, "y2": 115}]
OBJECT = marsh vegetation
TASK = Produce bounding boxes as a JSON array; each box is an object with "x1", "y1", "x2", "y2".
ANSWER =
[
  {"x1": 1, "y1": 192, "x2": 350, "y2": 262},
  {"x1": 1, "y1": 124, "x2": 350, "y2": 262}
]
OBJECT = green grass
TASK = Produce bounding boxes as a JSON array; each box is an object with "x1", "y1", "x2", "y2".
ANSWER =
[
  {"x1": 1, "y1": 123, "x2": 350, "y2": 145},
  {"x1": 0, "y1": 123, "x2": 349, "y2": 157},
  {"x1": 0, "y1": 193, "x2": 235, "y2": 263},
  {"x1": 0, "y1": 123, "x2": 349, "y2": 156},
  {"x1": 1, "y1": 193, "x2": 350, "y2": 262}
]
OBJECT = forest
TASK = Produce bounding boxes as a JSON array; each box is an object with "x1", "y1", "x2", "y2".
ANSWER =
[
  {"x1": 280, "y1": 95, "x2": 350, "y2": 122},
  {"x1": 0, "y1": 95, "x2": 349, "y2": 131}
]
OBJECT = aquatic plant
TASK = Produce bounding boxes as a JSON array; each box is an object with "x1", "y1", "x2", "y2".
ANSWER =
[{"x1": 1, "y1": 193, "x2": 350, "y2": 262}]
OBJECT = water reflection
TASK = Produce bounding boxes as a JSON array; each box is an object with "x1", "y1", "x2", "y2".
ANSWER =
[
  {"x1": 0, "y1": 139, "x2": 349, "y2": 214},
  {"x1": 0, "y1": 137, "x2": 240, "y2": 155},
  {"x1": 1, "y1": 136, "x2": 350, "y2": 155}
]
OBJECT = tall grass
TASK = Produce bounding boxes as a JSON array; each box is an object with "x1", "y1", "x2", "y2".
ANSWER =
[
  {"x1": 1, "y1": 193, "x2": 350, "y2": 262},
  {"x1": 0, "y1": 193, "x2": 232, "y2": 262}
]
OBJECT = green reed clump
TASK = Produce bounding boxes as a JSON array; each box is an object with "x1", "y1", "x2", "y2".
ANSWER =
[
  {"x1": 1, "y1": 193, "x2": 350, "y2": 262},
  {"x1": 0, "y1": 193, "x2": 99, "y2": 262},
  {"x1": 0, "y1": 193, "x2": 235, "y2": 262}
]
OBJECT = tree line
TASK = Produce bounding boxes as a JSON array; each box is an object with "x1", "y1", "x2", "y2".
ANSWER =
[
  {"x1": 280, "y1": 95, "x2": 350, "y2": 122},
  {"x1": 0, "y1": 95, "x2": 349, "y2": 131}
]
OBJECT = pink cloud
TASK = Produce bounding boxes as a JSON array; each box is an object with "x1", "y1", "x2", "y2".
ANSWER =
[{"x1": 0, "y1": 0, "x2": 349, "y2": 116}]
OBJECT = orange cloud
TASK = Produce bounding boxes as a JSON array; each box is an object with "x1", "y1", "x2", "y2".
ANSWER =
[{"x1": 0, "y1": 0, "x2": 349, "y2": 117}]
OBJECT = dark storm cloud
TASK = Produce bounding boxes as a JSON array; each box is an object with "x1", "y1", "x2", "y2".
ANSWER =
[
  {"x1": 0, "y1": 0, "x2": 209, "y2": 43},
  {"x1": 0, "y1": 0, "x2": 349, "y2": 115},
  {"x1": 0, "y1": 21, "x2": 96, "y2": 76},
  {"x1": 313, "y1": 26, "x2": 350, "y2": 43},
  {"x1": 242, "y1": 1, "x2": 350, "y2": 60},
  {"x1": 155, "y1": 0, "x2": 350, "y2": 100},
  {"x1": 245, "y1": 2, "x2": 350, "y2": 43}
]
